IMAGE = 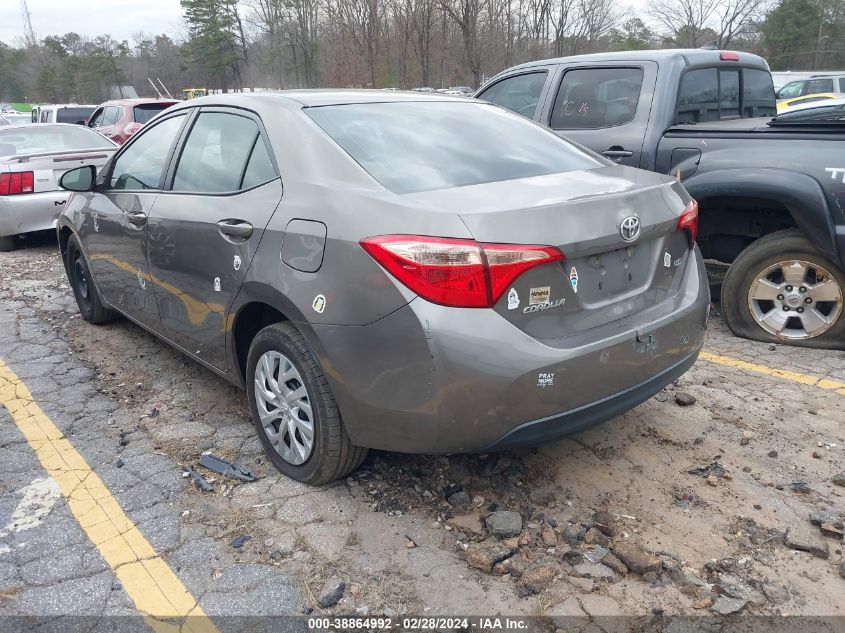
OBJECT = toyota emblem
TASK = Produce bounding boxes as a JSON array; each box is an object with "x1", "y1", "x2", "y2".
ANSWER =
[{"x1": 620, "y1": 216, "x2": 641, "y2": 242}]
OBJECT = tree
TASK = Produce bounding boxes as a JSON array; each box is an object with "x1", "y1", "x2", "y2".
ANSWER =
[
  {"x1": 181, "y1": 0, "x2": 248, "y2": 89},
  {"x1": 609, "y1": 17, "x2": 654, "y2": 50}
]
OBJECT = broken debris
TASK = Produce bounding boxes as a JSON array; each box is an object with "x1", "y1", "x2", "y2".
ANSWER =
[
  {"x1": 185, "y1": 466, "x2": 213, "y2": 492},
  {"x1": 230, "y1": 534, "x2": 252, "y2": 549},
  {"x1": 199, "y1": 454, "x2": 257, "y2": 483}
]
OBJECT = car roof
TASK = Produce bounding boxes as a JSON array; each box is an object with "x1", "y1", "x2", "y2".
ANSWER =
[
  {"x1": 783, "y1": 96, "x2": 845, "y2": 112},
  {"x1": 99, "y1": 98, "x2": 179, "y2": 106},
  {"x1": 500, "y1": 49, "x2": 769, "y2": 73},
  {"x1": 167, "y1": 89, "x2": 473, "y2": 111}
]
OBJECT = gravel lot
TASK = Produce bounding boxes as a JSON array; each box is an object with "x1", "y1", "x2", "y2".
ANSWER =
[{"x1": 1, "y1": 236, "x2": 844, "y2": 625}]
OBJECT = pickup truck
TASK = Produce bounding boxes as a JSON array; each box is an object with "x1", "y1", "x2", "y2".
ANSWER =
[{"x1": 476, "y1": 49, "x2": 845, "y2": 349}]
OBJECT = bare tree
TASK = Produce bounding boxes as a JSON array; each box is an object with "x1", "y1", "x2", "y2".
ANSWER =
[{"x1": 648, "y1": 0, "x2": 720, "y2": 47}]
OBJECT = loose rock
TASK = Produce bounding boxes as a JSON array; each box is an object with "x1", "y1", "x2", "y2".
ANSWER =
[
  {"x1": 485, "y1": 511, "x2": 523, "y2": 538},
  {"x1": 592, "y1": 511, "x2": 616, "y2": 537},
  {"x1": 520, "y1": 562, "x2": 559, "y2": 594},
  {"x1": 711, "y1": 597, "x2": 746, "y2": 615},
  {"x1": 832, "y1": 472, "x2": 845, "y2": 487},
  {"x1": 600, "y1": 552, "x2": 628, "y2": 575},
  {"x1": 785, "y1": 526, "x2": 829, "y2": 559},
  {"x1": 692, "y1": 597, "x2": 714, "y2": 609},
  {"x1": 465, "y1": 542, "x2": 513, "y2": 573},
  {"x1": 573, "y1": 562, "x2": 615, "y2": 580},
  {"x1": 448, "y1": 491, "x2": 471, "y2": 507},
  {"x1": 447, "y1": 514, "x2": 485, "y2": 538},
  {"x1": 317, "y1": 577, "x2": 346, "y2": 608},
  {"x1": 675, "y1": 392, "x2": 696, "y2": 406},
  {"x1": 493, "y1": 555, "x2": 525, "y2": 577},
  {"x1": 611, "y1": 542, "x2": 662, "y2": 574},
  {"x1": 541, "y1": 525, "x2": 558, "y2": 547}
]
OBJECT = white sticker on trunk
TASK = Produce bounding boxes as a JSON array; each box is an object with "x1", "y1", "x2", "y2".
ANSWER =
[
  {"x1": 507, "y1": 288, "x2": 519, "y2": 310},
  {"x1": 529, "y1": 286, "x2": 551, "y2": 305},
  {"x1": 537, "y1": 372, "x2": 555, "y2": 388},
  {"x1": 569, "y1": 267, "x2": 579, "y2": 293},
  {"x1": 664, "y1": 251, "x2": 671, "y2": 268}
]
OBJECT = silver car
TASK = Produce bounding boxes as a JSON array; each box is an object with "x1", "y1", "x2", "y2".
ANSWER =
[
  {"x1": 1, "y1": 124, "x2": 117, "y2": 251},
  {"x1": 56, "y1": 91, "x2": 709, "y2": 484}
]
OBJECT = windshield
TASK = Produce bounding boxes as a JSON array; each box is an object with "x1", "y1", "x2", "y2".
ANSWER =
[
  {"x1": 0, "y1": 125, "x2": 114, "y2": 156},
  {"x1": 306, "y1": 101, "x2": 603, "y2": 194},
  {"x1": 133, "y1": 103, "x2": 174, "y2": 124}
]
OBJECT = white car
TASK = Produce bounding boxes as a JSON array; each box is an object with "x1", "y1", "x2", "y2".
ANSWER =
[
  {"x1": 1, "y1": 124, "x2": 118, "y2": 251},
  {"x1": 31, "y1": 104, "x2": 98, "y2": 125}
]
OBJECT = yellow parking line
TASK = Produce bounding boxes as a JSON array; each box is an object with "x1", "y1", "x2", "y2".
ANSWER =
[
  {"x1": 699, "y1": 351, "x2": 845, "y2": 396},
  {"x1": 0, "y1": 359, "x2": 220, "y2": 633}
]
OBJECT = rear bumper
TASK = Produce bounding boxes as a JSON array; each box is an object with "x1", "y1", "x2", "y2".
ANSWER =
[
  {"x1": 306, "y1": 246, "x2": 709, "y2": 454},
  {"x1": 0, "y1": 191, "x2": 68, "y2": 237}
]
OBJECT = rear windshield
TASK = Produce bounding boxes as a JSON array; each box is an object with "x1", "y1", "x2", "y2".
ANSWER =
[
  {"x1": 306, "y1": 101, "x2": 602, "y2": 194},
  {"x1": 134, "y1": 103, "x2": 174, "y2": 124},
  {"x1": 56, "y1": 107, "x2": 96, "y2": 124},
  {"x1": 0, "y1": 125, "x2": 114, "y2": 156}
]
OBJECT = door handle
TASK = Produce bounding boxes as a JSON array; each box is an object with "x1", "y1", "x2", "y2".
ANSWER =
[
  {"x1": 217, "y1": 219, "x2": 253, "y2": 240},
  {"x1": 602, "y1": 148, "x2": 633, "y2": 160},
  {"x1": 126, "y1": 211, "x2": 147, "y2": 226}
]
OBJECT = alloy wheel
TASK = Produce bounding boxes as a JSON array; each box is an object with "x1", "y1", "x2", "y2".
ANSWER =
[
  {"x1": 253, "y1": 350, "x2": 314, "y2": 465},
  {"x1": 747, "y1": 259, "x2": 843, "y2": 339}
]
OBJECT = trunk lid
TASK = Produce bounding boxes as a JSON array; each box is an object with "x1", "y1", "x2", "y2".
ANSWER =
[
  {"x1": 4, "y1": 148, "x2": 116, "y2": 193},
  {"x1": 401, "y1": 165, "x2": 693, "y2": 338}
]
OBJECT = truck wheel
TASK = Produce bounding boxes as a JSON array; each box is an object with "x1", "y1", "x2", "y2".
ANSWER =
[
  {"x1": 722, "y1": 229, "x2": 844, "y2": 349},
  {"x1": 0, "y1": 235, "x2": 17, "y2": 252},
  {"x1": 246, "y1": 322, "x2": 368, "y2": 485}
]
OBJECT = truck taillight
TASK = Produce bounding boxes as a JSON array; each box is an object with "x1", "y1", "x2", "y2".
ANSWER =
[
  {"x1": 0, "y1": 171, "x2": 34, "y2": 195},
  {"x1": 676, "y1": 199, "x2": 699, "y2": 247},
  {"x1": 720, "y1": 52, "x2": 740, "y2": 61},
  {"x1": 360, "y1": 235, "x2": 564, "y2": 308}
]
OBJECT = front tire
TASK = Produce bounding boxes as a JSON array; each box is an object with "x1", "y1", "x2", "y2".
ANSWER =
[
  {"x1": 66, "y1": 235, "x2": 116, "y2": 324},
  {"x1": 0, "y1": 235, "x2": 17, "y2": 252},
  {"x1": 721, "y1": 229, "x2": 845, "y2": 349},
  {"x1": 246, "y1": 322, "x2": 367, "y2": 485}
]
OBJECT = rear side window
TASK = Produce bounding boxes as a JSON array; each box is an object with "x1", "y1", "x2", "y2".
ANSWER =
[
  {"x1": 806, "y1": 78, "x2": 833, "y2": 93},
  {"x1": 307, "y1": 101, "x2": 602, "y2": 194},
  {"x1": 56, "y1": 107, "x2": 95, "y2": 124},
  {"x1": 550, "y1": 67, "x2": 644, "y2": 130},
  {"x1": 172, "y1": 112, "x2": 260, "y2": 193},
  {"x1": 240, "y1": 137, "x2": 277, "y2": 190},
  {"x1": 479, "y1": 72, "x2": 547, "y2": 118},
  {"x1": 743, "y1": 70, "x2": 776, "y2": 117},
  {"x1": 840, "y1": 78, "x2": 845, "y2": 92}
]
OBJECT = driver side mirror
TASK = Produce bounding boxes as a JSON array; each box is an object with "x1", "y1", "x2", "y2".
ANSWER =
[{"x1": 60, "y1": 165, "x2": 96, "y2": 192}]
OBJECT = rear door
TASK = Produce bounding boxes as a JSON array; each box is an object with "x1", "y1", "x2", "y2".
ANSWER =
[
  {"x1": 147, "y1": 107, "x2": 282, "y2": 370},
  {"x1": 540, "y1": 61, "x2": 657, "y2": 167}
]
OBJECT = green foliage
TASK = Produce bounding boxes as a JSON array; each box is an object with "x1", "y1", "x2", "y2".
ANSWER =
[
  {"x1": 181, "y1": 0, "x2": 245, "y2": 88},
  {"x1": 763, "y1": 0, "x2": 845, "y2": 69},
  {"x1": 609, "y1": 18, "x2": 654, "y2": 51}
]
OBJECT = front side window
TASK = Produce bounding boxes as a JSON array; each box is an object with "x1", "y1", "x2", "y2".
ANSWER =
[
  {"x1": 88, "y1": 108, "x2": 105, "y2": 127},
  {"x1": 479, "y1": 72, "x2": 548, "y2": 118},
  {"x1": 172, "y1": 112, "x2": 261, "y2": 193},
  {"x1": 307, "y1": 101, "x2": 602, "y2": 194},
  {"x1": 109, "y1": 115, "x2": 185, "y2": 190},
  {"x1": 777, "y1": 81, "x2": 802, "y2": 99},
  {"x1": 550, "y1": 67, "x2": 644, "y2": 130},
  {"x1": 102, "y1": 106, "x2": 122, "y2": 127}
]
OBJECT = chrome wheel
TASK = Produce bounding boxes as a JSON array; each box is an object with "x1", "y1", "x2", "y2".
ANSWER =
[
  {"x1": 748, "y1": 259, "x2": 843, "y2": 340},
  {"x1": 254, "y1": 351, "x2": 314, "y2": 465}
]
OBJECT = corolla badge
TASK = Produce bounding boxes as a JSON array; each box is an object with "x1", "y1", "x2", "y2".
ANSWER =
[{"x1": 619, "y1": 215, "x2": 641, "y2": 242}]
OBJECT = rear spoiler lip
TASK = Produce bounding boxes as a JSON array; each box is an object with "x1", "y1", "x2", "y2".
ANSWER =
[{"x1": 1, "y1": 147, "x2": 118, "y2": 163}]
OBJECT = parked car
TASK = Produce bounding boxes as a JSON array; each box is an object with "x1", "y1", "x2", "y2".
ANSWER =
[
  {"x1": 479, "y1": 49, "x2": 845, "y2": 348},
  {"x1": 0, "y1": 124, "x2": 117, "y2": 251},
  {"x1": 774, "y1": 96, "x2": 845, "y2": 120},
  {"x1": 776, "y1": 74, "x2": 845, "y2": 100},
  {"x1": 56, "y1": 91, "x2": 708, "y2": 484},
  {"x1": 87, "y1": 98, "x2": 178, "y2": 144},
  {"x1": 776, "y1": 93, "x2": 843, "y2": 112},
  {"x1": 31, "y1": 104, "x2": 97, "y2": 124}
]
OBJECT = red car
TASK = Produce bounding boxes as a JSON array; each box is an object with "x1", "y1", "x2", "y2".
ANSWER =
[{"x1": 86, "y1": 98, "x2": 178, "y2": 144}]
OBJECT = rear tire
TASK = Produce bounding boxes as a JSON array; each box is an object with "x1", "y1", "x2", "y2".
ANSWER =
[
  {"x1": 66, "y1": 234, "x2": 116, "y2": 324},
  {"x1": 246, "y1": 322, "x2": 367, "y2": 485},
  {"x1": 721, "y1": 229, "x2": 845, "y2": 349},
  {"x1": 0, "y1": 235, "x2": 17, "y2": 252}
]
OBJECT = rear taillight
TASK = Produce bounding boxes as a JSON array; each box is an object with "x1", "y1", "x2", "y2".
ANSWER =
[
  {"x1": 360, "y1": 235, "x2": 563, "y2": 308},
  {"x1": 0, "y1": 171, "x2": 34, "y2": 195},
  {"x1": 124, "y1": 122, "x2": 142, "y2": 137},
  {"x1": 719, "y1": 52, "x2": 740, "y2": 61},
  {"x1": 676, "y1": 199, "x2": 699, "y2": 247}
]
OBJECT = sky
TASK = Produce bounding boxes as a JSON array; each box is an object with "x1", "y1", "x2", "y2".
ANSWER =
[
  {"x1": 0, "y1": 0, "x2": 186, "y2": 47},
  {"x1": 1, "y1": 0, "x2": 650, "y2": 48}
]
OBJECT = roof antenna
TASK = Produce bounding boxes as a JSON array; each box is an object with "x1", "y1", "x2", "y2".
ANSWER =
[
  {"x1": 157, "y1": 78, "x2": 173, "y2": 99},
  {"x1": 146, "y1": 77, "x2": 163, "y2": 99},
  {"x1": 700, "y1": 41, "x2": 718, "y2": 50}
]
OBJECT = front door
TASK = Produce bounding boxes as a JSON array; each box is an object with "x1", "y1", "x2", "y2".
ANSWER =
[
  {"x1": 147, "y1": 108, "x2": 282, "y2": 370},
  {"x1": 84, "y1": 113, "x2": 188, "y2": 329},
  {"x1": 541, "y1": 61, "x2": 658, "y2": 168}
]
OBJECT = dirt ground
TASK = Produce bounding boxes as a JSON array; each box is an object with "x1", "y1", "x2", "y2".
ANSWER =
[{"x1": 1, "y1": 237, "x2": 844, "y2": 626}]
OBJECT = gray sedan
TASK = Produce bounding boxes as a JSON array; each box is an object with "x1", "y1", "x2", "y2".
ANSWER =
[
  {"x1": 1, "y1": 124, "x2": 117, "y2": 251},
  {"x1": 56, "y1": 91, "x2": 709, "y2": 484}
]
